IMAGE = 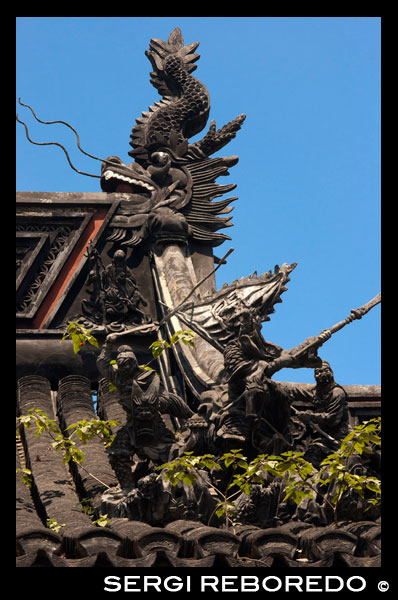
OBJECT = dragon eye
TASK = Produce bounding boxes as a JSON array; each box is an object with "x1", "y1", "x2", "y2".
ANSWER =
[{"x1": 151, "y1": 151, "x2": 170, "y2": 166}]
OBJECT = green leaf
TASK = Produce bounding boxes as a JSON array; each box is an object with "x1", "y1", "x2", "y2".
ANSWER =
[
  {"x1": 46, "y1": 518, "x2": 65, "y2": 533},
  {"x1": 201, "y1": 459, "x2": 219, "y2": 470},
  {"x1": 73, "y1": 338, "x2": 83, "y2": 354},
  {"x1": 16, "y1": 468, "x2": 32, "y2": 488},
  {"x1": 242, "y1": 483, "x2": 251, "y2": 495},
  {"x1": 237, "y1": 460, "x2": 249, "y2": 469},
  {"x1": 353, "y1": 441, "x2": 365, "y2": 454},
  {"x1": 72, "y1": 449, "x2": 86, "y2": 464},
  {"x1": 181, "y1": 475, "x2": 194, "y2": 487},
  {"x1": 365, "y1": 479, "x2": 381, "y2": 493},
  {"x1": 139, "y1": 364, "x2": 157, "y2": 374},
  {"x1": 93, "y1": 514, "x2": 110, "y2": 527},
  {"x1": 88, "y1": 336, "x2": 99, "y2": 348}
]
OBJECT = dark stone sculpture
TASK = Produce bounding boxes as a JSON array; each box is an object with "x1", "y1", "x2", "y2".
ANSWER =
[
  {"x1": 185, "y1": 299, "x2": 331, "y2": 457},
  {"x1": 291, "y1": 360, "x2": 350, "y2": 467},
  {"x1": 101, "y1": 250, "x2": 150, "y2": 325},
  {"x1": 16, "y1": 26, "x2": 381, "y2": 565},
  {"x1": 96, "y1": 335, "x2": 194, "y2": 494},
  {"x1": 91, "y1": 233, "x2": 379, "y2": 526},
  {"x1": 101, "y1": 28, "x2": 245, "y2": 250},
  {"x1": 78, "y1": 244, "x2": 152, "y2": 333}
]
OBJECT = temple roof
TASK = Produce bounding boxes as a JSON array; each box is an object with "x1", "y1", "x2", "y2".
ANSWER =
[{"x1": 16, "y1": 374, "x2": 380, "y2": 568}]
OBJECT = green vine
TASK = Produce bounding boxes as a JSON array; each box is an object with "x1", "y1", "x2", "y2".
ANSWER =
[{"x1": 157, "y1": 418, "x2": 381, "y2": 528}]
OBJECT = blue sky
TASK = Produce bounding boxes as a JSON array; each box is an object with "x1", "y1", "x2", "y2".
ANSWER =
[{"x1": 16, "y1": 17, "x2": 381, "y2": 385}]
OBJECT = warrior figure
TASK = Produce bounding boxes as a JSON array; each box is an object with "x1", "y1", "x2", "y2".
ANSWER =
[
  {"x1": 97, "y1": 335, "x2": 194, "y2": 493},
  {"x1": 216, "y1": 306, "x2": 331, "y2": 455},
  {"x1": 101, "y1": 250, "x2": 150, "y2": 325},
  {"x1": 81, "y1": 246, "x2": 151, "y2": 328},
  {"x1": 292, "y1": 360, "x2": 350, "y2": 466}
]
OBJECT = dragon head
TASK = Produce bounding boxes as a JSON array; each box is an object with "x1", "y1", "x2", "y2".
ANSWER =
[{"x1": 100, "y1": 155, "x2": 159, "y2": 197}]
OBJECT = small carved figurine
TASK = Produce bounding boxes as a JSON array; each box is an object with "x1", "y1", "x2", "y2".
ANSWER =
[{"x1": 101, "y1": 249, "x2": 150, "y2": 325}]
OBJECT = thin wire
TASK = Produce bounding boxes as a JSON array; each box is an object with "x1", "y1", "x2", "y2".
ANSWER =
[
  {"x1": 18, "y1": 98, "x2": 111, "y2": 164},
  {"x1": 16, "y1": 113, "x2": 101, "y2": 178}
]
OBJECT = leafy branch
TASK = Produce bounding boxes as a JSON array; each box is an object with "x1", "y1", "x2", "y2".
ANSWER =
[
  {"x1": 138, "y1": 329, "x2": 196, "y2": 375},
  {"x1": 16, "y1": 408, "x2": 121, "y2": 489},
  {"x1": 158, "y1": 449, "x2": 257, "y2": 529},
  {"x1": 60, "y1": 320, "x2": 99, "y2": 354},
  {"x1": 157, "y1": 419, "x2": 381, "y2": 528},
  {"x1": 317, "y1": 417, "x2": 381, "y2": 520}
]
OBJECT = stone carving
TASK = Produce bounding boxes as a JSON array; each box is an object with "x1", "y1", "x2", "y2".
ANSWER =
[
  {"x1": 176, "y1": 264, "x2": 298, "y2": 351},
  {"x1": 96, "y1": 335, "x2": 194, "y2": 493},
  {"x1": 16, "y1": 222, "x2": 75, "y2": 315},
  {"x1": 163, "y1": 291, "x2": 380, "y2": 527},
  {"x1": 102, "y1": 28, "x2": 245, "y2": 248},
  {"x1": 92, "y1": 247, "x2": 380, "y2": 526},
  {"x1": 175, "y1": 282, "x2": 380, "y2": 455},
  {"x1": 78, "y1": 244, "x2": 152, "y2": 333},
  {"x1": 16, "y1": 26, "x2": 381, "y2": 551},
  {"x1": 169, "y1": 406, "x2": 219, "y2": 460},
  {"x1": 290, "y1": 360, "x2": 350, "y2": 467},
  {"x1": 169, "y1": 268, "x2": 332, "y2": 456},
  {"x1": 95, "y1": 334, "x2": 222, "y2": 523},
  {"x1": 208, "y1": 321, "x2": 328, "y2": 456}
]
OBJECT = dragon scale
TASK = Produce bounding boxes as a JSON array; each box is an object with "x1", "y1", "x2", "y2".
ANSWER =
[{"x1": 130, "y1": 30, "x2": 211, "y2": 160}]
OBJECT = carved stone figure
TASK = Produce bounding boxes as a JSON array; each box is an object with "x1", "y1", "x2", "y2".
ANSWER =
[
  {"x1": 80, "y1": 245, "x2": 151, "y2": 331},
  {"x1": 16, "y1": 25, "x2": 381, "y2": 550},
  {"x1": 102, "y1": 250, "x2": 149, "y2": 325},
  {"x1": 168, "y1": 404, "x2": 218, "y2": 460},
  {"x1": 96, "y1": 335, "x2": 194, "y2": 493},
  {"x1": 292, "y1": 360, "x2": 350, "y2": 467},
  {"x1": 124, "y1": 473, "x2": 173, "y2": 524},
  {"x1": 209, "y1": 305, "x2": 330, "y2": 455},
  {"x1": 234, "y1": 480, "x2": 284, "y2": 528}
]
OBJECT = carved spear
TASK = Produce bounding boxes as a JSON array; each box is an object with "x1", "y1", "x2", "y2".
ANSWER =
[
  {"x1": 318, "y1": 292, "x2": 380, "y2": 337},
  {"x1": 267, "y1": 293, "x2": 381, "y2": 376}
]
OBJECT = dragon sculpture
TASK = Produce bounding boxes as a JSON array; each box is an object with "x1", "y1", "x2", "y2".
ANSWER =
[
  {"x1": 101, "y1": 27, "x2": 246, "y2": 248},
  {"x1": 17, "y1": 28, "x2": 245, "y2": 247}
]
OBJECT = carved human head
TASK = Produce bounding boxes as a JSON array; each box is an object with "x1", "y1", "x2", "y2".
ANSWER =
[
  {"x1": 113, "y1": 249, "x2": 126, "y2": 265},
  {"x1": 314, "y1": 360, "x2": 334, "y2": 385},
  {"x1": 116, "y1": 344, "x2": 139, "y2": 375}
]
